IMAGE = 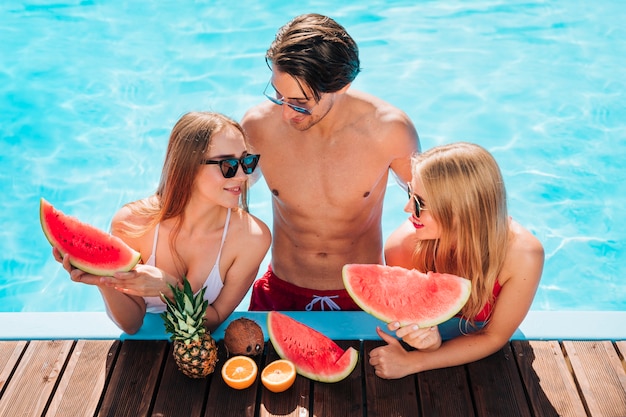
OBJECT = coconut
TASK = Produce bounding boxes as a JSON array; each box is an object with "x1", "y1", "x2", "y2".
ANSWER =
[{"x1": 223, "y1": 317, "x2": 264, "y2": 357}]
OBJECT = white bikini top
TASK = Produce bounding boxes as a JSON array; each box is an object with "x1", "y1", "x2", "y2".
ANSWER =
[{"x1": 142, "y1": 209, "x2": 230, "y2": 313}]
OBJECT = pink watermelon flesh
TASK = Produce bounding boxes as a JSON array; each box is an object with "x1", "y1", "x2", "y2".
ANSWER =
[
  {"x1": 267, "y1": 311, "x2": 358, "y2": 383},
  {"x1": 342, "y1": 264, "x2": 471, "y2": 327},
  {"x1": 40, "y1": 198, "x2": 141, "y2": 276}
]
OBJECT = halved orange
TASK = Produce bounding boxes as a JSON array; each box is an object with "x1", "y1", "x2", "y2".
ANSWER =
[
  {"x1": 221, "y1": 355, "x2": 258, "y2": 390},
  {"x1": 261, "y1": 359, "x2": 296, "y2": 393}
]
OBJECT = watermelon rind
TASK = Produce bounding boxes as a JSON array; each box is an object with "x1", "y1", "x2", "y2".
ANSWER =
[
  {"x1": 267, "y1": 312, "x2": 358, "y2": 383},
  {"x1": 342, "y1": 264, "x2": 472, "y2": 327},
  {"x1": 40, "y1": 198, "x2": 141, "y2": 276}
]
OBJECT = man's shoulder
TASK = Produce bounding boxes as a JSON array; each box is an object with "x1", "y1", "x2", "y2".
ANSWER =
[
  {"x1": 347, "y1": 91, "x2": 418, "y2": 147},
  {"x1": 348, "y1": 90, "x2": 412, "y2": 125},
  {"x1": 242, "y1": 101, "x2": 274, "y2": 126},
  {"x1": 241, "y1": 102, "x2": 279, "y2": 147}
]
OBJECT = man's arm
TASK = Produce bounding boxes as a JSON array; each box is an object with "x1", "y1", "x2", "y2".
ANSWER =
[{"x1": 388, "y1": 112, "x2": 420, "y2": 185}]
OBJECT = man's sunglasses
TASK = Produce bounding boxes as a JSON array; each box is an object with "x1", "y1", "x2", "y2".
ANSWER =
[
  {"x1": 202, "y1": 154, "x2": 260, "y2": 178},
  {"x1": 263, "y1": 81, "x2": 314, "y2": 115},
  {"x1": 407, "y1": 182, "x2": 428, "y2": 218}
]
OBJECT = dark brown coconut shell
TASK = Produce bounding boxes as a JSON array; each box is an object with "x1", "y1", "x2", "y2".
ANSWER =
[{"x1": 223, "y1": 317, "x2": 264, "y2": 357}]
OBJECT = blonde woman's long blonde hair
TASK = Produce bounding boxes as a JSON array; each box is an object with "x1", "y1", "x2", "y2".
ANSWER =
[
  {"x1": 411, "y1": 142, "x2": 509, "y2": 324},
  {"x1": 117, "y1": 112, "x2": 251, "y2": 274}
]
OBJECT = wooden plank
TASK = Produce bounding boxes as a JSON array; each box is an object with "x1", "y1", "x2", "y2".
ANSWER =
[
  {"x1": 466, "y1": 344, "x2": 532, "y2": 417},
  {"x1": 363, "y1": 340, "x2": 419, "y2": 417},
  {"x1": 259, "y1": 343, "x2": 310, "y2": 417},
  {"x1": 0, "y1": 340, "x2": 28, "y2": 395},
  {"x1": 97, "y1": 340, "x2": 168, "y2": 417},
  {"x1": 563, "y1": 340, "x2": 626, "y2": 417},
  {"x1": 150, "y1": 342, "x2": 211, "y2": 417},
  {"x1": 204, "y1": 340, "x2": 260, "y2": 417},
  {"x1": 45, "y1": 339, "x2": 119, "y2": 417},
  {"x1": 512, "y1": 340, "x2": 587, "y2": 417},
  {"x1": 417, "y1": 364, "x2": 475, "y2": 416},
  {"x1": 616, "y1": 341, "x2": 626, "y2": 364},
  {"x1": 0, "y1": 340, "x2": 73, "y2": 417},
  {"x1": 312, "y1": 340, "x2": 363, "y2": 417}
]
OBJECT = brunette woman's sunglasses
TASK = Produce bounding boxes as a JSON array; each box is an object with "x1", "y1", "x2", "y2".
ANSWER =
[
  {"x1": 202, "y1": 154, "x2": 260, "y2": 178},
  {"x1": 407, "y1": 182, "x2": 428, "y2": 218}
]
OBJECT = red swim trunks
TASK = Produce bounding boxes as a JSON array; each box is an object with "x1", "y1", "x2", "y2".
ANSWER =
[{"x1": 248, "y1": 266, "x2": 362, "y2": 311}]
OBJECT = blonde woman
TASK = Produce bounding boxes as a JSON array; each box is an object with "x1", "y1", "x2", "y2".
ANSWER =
[
  {"x1": 55, "y1": 112, "x2": 271, "y2": 334},
  {"x1": 369, "y1": 142, "x2": 544, "y2": 379}
]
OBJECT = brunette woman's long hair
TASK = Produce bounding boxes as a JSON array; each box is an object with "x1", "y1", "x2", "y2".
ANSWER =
[{"x1": 411, "y1": 142, "x2": 509, "y2": 325}]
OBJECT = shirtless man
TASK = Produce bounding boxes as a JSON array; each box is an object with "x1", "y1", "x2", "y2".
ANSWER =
[{"x1": 243, "y1": 13, "x2": 420, "y2": 311}]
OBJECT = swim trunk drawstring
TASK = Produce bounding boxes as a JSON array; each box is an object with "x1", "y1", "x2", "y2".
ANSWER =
[{"x1": 305, "y1": 295, "x2": 341, "y2": 311}]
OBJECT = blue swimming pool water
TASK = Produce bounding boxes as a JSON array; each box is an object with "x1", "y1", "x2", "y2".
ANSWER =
[{"x1": 1, "y1": 1, "x2": 624, "y2": 313}]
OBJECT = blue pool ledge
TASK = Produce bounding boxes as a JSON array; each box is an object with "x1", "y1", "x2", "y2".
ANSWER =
[{"x1": 0, "y1": 310, "x2": 624, "y2": 341}]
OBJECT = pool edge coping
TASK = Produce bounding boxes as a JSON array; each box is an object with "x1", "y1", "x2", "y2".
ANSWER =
[{"x1": 0, "y1": 310, "x2": 624, "y2": 341}]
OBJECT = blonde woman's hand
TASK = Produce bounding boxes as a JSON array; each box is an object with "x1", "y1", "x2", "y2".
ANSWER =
[
  {"x1": 388, "y1": 321, "x2": 442, "y2": 351},
  {"x1": 369, "y1": 326, "x2": 415, "y2": 379}
]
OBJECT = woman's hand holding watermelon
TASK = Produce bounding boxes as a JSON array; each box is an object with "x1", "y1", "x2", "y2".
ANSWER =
[
  {"x1": 53, "y1": 247, "x2": 103, "y2": 286},
  {"x1": 54, "y1": 247, "x2": 175, "y2": 298},
  {"x1": 100, "y1": 264, "x2": 176, "y2": 298},
  {"x1": 388, "y1": 321, "x2": 442, "y2": 351}
]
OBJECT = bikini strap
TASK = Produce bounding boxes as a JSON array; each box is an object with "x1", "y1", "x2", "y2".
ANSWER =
[
  {"x1": 150, "y1": 223, "x2": 160, "y2": 261},
  {"x1": 214, "y1": 209, "x2": 231, "y2": 265}
]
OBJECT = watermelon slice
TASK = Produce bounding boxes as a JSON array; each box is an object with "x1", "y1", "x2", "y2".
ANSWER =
[
  {"x1": 40, "y1": 198, "x2": 141, "y2": 276},
  {"x1": 267, "y1": 311, "x2": 358, "y2": 383},
  {"x1": 342, "y1": 264, "x2": 471, "y2": 327}
]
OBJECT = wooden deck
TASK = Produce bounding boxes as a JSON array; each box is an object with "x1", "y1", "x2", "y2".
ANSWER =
[{"x1": 0, "y1": 338, "x2": 625, "y2": 417}]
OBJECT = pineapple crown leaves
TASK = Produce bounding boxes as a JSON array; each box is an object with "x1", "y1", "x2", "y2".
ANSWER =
[{"x1": 160, "y1": 277, "x2": 210, "y2": 344}]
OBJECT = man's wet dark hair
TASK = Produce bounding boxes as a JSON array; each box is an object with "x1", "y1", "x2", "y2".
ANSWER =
[{"x1": 266, "y1": 13, "x2": 361, "y2": 102}]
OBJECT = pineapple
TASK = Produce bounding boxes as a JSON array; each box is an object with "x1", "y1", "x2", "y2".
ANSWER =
[{"x1": 161, "y1": 278, "x2": 218, "y2": 378}]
